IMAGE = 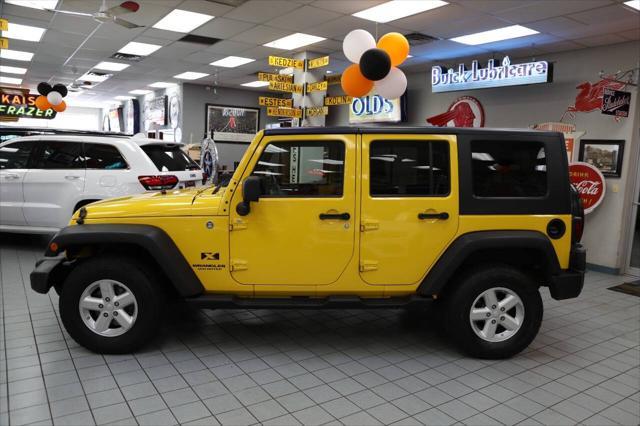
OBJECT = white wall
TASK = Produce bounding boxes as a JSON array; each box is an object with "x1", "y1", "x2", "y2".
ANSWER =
[{"x1": 2, "y1": 106, "x2": 102, "y2": 130}]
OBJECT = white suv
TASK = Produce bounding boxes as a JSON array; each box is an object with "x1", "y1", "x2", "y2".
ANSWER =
[{"x1": 0, "y1": 134, "x2": 204, "y2": 233}]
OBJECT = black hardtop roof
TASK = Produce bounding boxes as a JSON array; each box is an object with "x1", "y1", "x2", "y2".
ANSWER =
[{"x1": 263, "y1": 126, "x2": 562, "y2": 138}]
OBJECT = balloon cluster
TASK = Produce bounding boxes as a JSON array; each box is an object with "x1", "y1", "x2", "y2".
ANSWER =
[
  {"x1": 35, "y1": 82, "x2": 68, "y2": 112},
  {"x1": 341, "y1": 30, "x2": 409, "y2": 99}
]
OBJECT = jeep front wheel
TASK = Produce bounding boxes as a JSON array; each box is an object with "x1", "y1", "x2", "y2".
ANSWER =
[
  {"x1": 59, "y1": 255, "x2": 164, "y2": 354},
  {"x1": 444, "y1": 265, "x2": 543, "y2": 359}
]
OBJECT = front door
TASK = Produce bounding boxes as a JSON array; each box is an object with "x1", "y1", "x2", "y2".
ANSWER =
[
  {"x1": 0, "y1": 140, "x2": 36, "y2": 226},
  {"x1": 229, "y1": 135, "x2": 356, "y2": 286},
  {"x1": 627, "y1": 168, "x2": 640, "y2": 277},
  {"x1": 360, "y1": 134, "x2": 459, "y2": 285}
]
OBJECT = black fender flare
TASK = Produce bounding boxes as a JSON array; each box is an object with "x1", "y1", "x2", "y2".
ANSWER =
[
  {"x1": 417, "y1": 230, "x2": 560, "y2": 296},
  {"x1": 45, "y1": 224, "x2": 204, "y2": 297}
]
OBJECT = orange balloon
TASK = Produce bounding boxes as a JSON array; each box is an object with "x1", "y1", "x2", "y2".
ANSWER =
[
  {"x1": 341, "y1": 64, "x2": 373, "y2": 98},
  {"x1": 35, "y1": 95, "x2": 52, "y2": 111},
  {"x1": 52, "y1": 100, "x2": 67, "y2": 112},
  {"x1": 377, "y1": 32, "x2": 410, "y2": 66}
]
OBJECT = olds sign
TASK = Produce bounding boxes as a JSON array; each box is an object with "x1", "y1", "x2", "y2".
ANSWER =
[
  {"x1": 431, "y1": 56, "x2": 552, "y2": 93},
  {"x1": 349, "y1": 94, "x2": 400, "y2": 124},
  {"x1": 0, "y1": 89, "x2": 57, "y2": 119}
]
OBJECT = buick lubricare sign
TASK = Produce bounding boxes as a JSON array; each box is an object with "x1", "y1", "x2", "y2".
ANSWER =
[
  {"x1": 349, "y1": 94, "x2": 400, "y2": 124},
  {"x1": 431, "y1": 56, "x2": 552, "y2": 93}
]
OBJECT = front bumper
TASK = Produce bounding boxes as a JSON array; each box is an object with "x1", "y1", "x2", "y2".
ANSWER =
[
  {"x1": 548, "y1": 243, "x2": 586, "y2": 300},
  {"x1": 30, "y1": 255, "x2": 65, "y2": 294}
]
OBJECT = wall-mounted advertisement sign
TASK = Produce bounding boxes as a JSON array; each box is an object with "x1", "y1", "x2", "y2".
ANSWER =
[
  {"x1": 431, "y1": 56, "x2": 552, "y2": 93},
  {"x1": 569, "y1": 162, "x2": 606, "y2": 214},
  {"x1": 0, "y1": 89, "x2": 56, "y2": 119},
  {"x1": 427, "y1": 96, "x2": 485, "y2": 128},
  {"x1": 349, "y1": 94, "x2": 400, "y2": 124},
  {"x1": 206, "y1": 104, "x2": 259, "y2": 143},
  {"x1": 601, "y1": 88, "x2": 631, "y2": 118}
]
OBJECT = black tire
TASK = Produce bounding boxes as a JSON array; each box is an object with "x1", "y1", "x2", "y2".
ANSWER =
[
  {"x1": 443, "y1": 265, "x2": 542, "y2": 359},
  {"x1": 59, "y1": 255, "x2": 165, "y2": 354}
]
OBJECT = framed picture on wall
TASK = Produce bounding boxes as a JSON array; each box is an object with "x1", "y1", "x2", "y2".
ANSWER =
[
  {"x1": 578, "y1": 139, "x2": 625, "y2": 178},
  {"x1": 205, "y1": 104, "x2": 259, "y2": 143}
]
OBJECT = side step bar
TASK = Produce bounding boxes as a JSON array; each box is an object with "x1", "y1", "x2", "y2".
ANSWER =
[{"x1": 184, "y1": 294, "x2": 434, "y2": 310}]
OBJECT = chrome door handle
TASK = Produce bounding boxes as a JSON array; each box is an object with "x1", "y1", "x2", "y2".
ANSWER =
[
  {"x1": 3, "y1": 173, "x2": 20, "y2": 180},
  {"x1": 65, "y1": 175, "x2": 80, "y2": 180}
]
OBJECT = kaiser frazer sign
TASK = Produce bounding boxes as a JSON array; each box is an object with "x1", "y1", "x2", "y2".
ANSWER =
[{"x1": 431, "y1": 56, "x2": 552, "y2": 93}]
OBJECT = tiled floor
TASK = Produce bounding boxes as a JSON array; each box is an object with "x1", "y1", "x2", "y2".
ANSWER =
[{"x1": 1, "y1": 234, "x2": 639, "y2": 426}]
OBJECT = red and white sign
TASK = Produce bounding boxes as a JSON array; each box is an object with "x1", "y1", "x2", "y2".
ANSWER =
[
  {"x1": 426, "y1": 96, "x2": 485, "y2": 128},
  {"x1": 569, "y1": 162, "x2": 606, "y2": 214}
]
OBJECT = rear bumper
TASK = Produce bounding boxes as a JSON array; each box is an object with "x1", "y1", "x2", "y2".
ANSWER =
[
  {"x1": 30, "y1": 255, "x2": 65, "y2": 294},
  {"x1": 548, "y1": 244, "x2": 586, "y2": 300}
]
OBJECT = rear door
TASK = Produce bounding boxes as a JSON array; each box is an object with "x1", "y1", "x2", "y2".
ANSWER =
[
  {"x1": 359, "y1": 134, "x2": 459, "y2": 285},
  {"x1": 140, "y1": 143, "x2": 203, "y2": 188},
  {"x1": 0, "y1": 140, "x2": 36, "y2": 226}
]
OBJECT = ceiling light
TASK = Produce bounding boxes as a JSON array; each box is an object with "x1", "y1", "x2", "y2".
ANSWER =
[
  {"x1": 450, "y1": 25, "x2": 539, "y2": 45},
  {"x1": 263, "y1": 33, "x2": 325, "y2": 50},
  {"x1": 0, "y1": 65, "x2": 27, "y2": 75},
  {"x1": 210, "y1": 56, "x2": 255, "y2": 68},
  {"x1": 152, "y1": 9, "x2": 214, "y2": 33},
  {"x1": 353, "y1": 0, "x2": 448, "y2": 23},
  {"x1": 624, "y1": 0, "x2": 640, "y2": 11},
  {"x1": 129, "y1": 89, "x2": 152, "y2": 95},
  {"x1": 279, "y1": 67, "x2": 294, "y2": 75},
  {"x1": 241, "y1": 81, "x2": 270, "y2": 87},
  {"x1": 149, "y1": 82, "x2": 176, "y2": 88},
  {"x1": 94, "y1": 61, "x2": 130, "y2": 71},
  {"x1": 326, "y1": 70, "x2": 333, "y2": 74},
  {"x1": 174, "y1": 71, "x2": 209, "y2": 80},
  {"x1": 0, "y1": 49, "x2": 34, "y2": 61},
  {"x1": 78, "y1": 72, "x2": 111, "y2": 83},
  {"x1": 0, "y1": 76, "x2": 23, "y2": 85},
  {"x1": 115, "y1": 95, "x2": 134, "y2": 100},
  {"x1": 118, "y1": 41, "x2": 162, "y2": 56},
  {"x1": 1, "y1": 22, "x2": 46, "y2": 42},
  {"x1": 5, "y1": 0, "x2": 58, "y2": 10}
]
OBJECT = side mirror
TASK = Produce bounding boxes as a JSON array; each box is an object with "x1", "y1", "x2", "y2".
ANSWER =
[{"x1": 236, "y1": 176, "x2": 261, "y2": 216}]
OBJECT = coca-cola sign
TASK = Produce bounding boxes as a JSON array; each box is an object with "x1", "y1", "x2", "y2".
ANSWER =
[{"x1": 569, "y1": 162, "x2": 606, "y2": 214}]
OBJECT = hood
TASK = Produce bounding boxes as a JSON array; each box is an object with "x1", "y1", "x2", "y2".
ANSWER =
[{"x1": 75, "y1": 187, "x2": 222, "y2": 220}]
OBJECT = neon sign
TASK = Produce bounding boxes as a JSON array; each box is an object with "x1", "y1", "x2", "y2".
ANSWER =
[
  {"x1": 0, "y1": 90, "x2": 56, "y2": 119},
  {"x1": 349, "y1": 94, "x2": 400, "y2": 124},
  {"x1": 431, "y1": 56, "x2": 552, "y2": 93}
]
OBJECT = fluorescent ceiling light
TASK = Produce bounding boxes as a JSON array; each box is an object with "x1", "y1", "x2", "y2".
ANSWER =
[
  {"x1": 210, "y1": 56, "x2": 255, "y2": 68},
  {"x1": 1, "y1": 22, "x2": 46, "y2": 42},
  {"x1": 174, "y1": 71, "x2": 209, "y2": 80},
  {"x1": 624, "y1": 0, "x2": 640, "y2": 11},
  {"x1": 263, "y1": 33, "x2": 325, "y2": 50},
  {"x1": 5, "y1": 0, "x2": 58, "y2": 10},
  {"x1": 450, "y1": 25, "x2": 539, "y2": 45},
  {"x1": 241, "y1": 81, "x2": 269, "y2": 87},
  {"x1": 0, "y1": 49, "x2": 34, "y2": 61},
  {"x1": 115, "y1": 95, "x2": 134, "y2": 100},
  {"x1": 0, "y1": 65, "x2": 27, "y2": 75},
  {"x1": 78, "y1": 72, "x2": 110, "y2": 83},
  {"x1": 0, "y1": 76, "x2": 23, "y2": 85},
  {"x1": 129, "y1": 89, "x2": 152, "y2": 95},
  {"x1": 353, "y1": 0, "x2": 448, "y2": 23},
  {"x1": 94, "y1": 61, "x2": 130, "y2": 71},
  {"x1": 149, "y1": 81, "x2": 176, "y2": 88},
  {"x1": 279, "y1": 67, "x2": 294, "y2": 75},
  {"x1": 118, "y1": 41, "x2": 162, "y2": 56},
  {"x1": 152, "y1": 9, "x2": 214, "y2": 33}
]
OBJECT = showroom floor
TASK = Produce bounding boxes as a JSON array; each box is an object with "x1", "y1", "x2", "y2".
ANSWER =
[{"x1": 1, "y1": 234, "x2": 638, "y2": 426}]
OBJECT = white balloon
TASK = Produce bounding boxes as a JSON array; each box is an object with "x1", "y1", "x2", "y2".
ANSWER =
[
  {"x1": 47, "y1": 91, "x2": 63, "y2": 106},
  {"x1": 343, "y1": 29, "x2": 376, "y2": 63},
  {"x1": 374, "y1": 67, "x2": 407, "y2": 99}
]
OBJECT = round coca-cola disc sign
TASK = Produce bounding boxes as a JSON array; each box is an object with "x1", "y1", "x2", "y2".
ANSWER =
[{"x1": 569, "y1": 162, "x2": 606, "y2": 214}]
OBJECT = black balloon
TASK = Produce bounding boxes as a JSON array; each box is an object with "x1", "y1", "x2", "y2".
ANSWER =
[
  {"x1": 52, "y1": 84, "x2": 68, "y2": 97},
  {"x1": 37, "y1": 82, "x2": 52, "y2": 96},
  {"x1": 359, "y1": 48, "x2": 391, "y2": 81}
]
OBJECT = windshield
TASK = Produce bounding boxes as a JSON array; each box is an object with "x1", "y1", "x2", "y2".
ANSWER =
[{"x1": 141, "y1": 144, "x2": 200, "y2": 172}]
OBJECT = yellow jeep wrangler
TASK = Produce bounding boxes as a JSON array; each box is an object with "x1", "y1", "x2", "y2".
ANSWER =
[{"x1": 31, "y1": 127, "x2": 586, "y2": 358}]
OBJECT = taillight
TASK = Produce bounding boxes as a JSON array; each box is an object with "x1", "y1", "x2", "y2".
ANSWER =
[
  {"x1": 138, "y1": 175, "x2": 178, "y2": 190},
  {"x1": 570, "y1": 185, "x2": 584, "y2": 243}
]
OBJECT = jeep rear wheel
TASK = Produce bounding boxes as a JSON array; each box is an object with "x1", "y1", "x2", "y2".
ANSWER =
[
  {"x1": 59, "y1": 255, "x2": 164, "y2": 354},
  {"x1": 444, "y1": 265, "x2": 542, "y2": 359}
]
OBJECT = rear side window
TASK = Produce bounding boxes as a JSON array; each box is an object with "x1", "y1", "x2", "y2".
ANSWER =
[
  {"x1": 36, "y1": 141, "x2": 84, "y2": 169},
  {"x1": 370, "y1": 140, "x2": 450, "y2": 196},
  {"x1": 471, "y1": 140, "x2": 547, "y2": 197},
  {"x1": 141, "y1": 145, "x2": 199, "y2": 172},
  {"x1": 84, "y1": 143, "x2": 128, "y2": 169},
  {"x1": 0, "y1": 141, "x2": 34, "y2": 169},
  {"x1": 251, "y1": 141, "x2": 345, "y2": 197}
]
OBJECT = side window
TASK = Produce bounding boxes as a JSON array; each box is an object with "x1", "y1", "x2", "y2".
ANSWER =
[
  {"x1": 471, "y1": 140, "x2": 547, "y2": 197},
  {"x1": 251, "y1": 141, "x2": 344, "y2": 197},
  {"x1": 35, "y1": 141, "x2": 84, "y2": 169},
  {"x1": 370, "y1": 140, "x2": 450, "y2": 196},
  {"x1": 84, "y1": 143, "x2": 128, "y2": 169},
  {"x1": 0, "y1": 141, "x2": 34, "y2": 169}
]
